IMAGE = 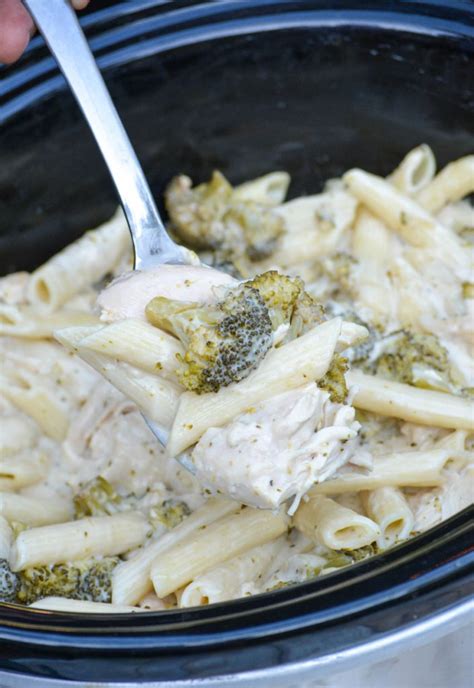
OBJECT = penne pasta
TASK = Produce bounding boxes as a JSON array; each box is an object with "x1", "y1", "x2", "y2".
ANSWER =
[
  {"x1": 268, "y1": 190, "x2": 357, "y2": 266},
  {"x1": 55, "y1": 327, "x2": 180, "y2": 430},
  {"x1": 0, "y1": 492, "x2": 73, "y2": 526},
  {"x1": 151, "y1": 507, "x2": 288, "y2": 598},
  {"x1": 29, "y1": 597, "x2": 148, "y2": 613},
  {"x1": 179, "y1": 538, "x2": 284, "y2": 607},
  {"x1": 351, "y1": 210, "x2": 397, "y2": 325},
  {"x1": 347, "y1": 370, "x2": 474, "y2": 430},
  {"x1": 0, "y1": 304, "x2": 99, "y2": 339},
  {"x1": 10, "y1": 513, "x2": 149, "y2": 571},
  {"x1": 167, "y1": 317, "x2": 343, "y2": 456},
  {"x1": 233, "y1": 171, "x2": 290, "y2": 206},
  {"x1": 435, "y1": 430, "x2": 470, "y2": 466},
  {"x1": 416, "y1": 155, "x2": 474, "y2": 213},
  {"x1": 352, "y1": 210, "x2": 393, "y2": 264},
  {"x1": 361, "y1": 487, "x2": 414, "y2": 549},
  {"x1": 310, "y1": 448, "x2": 452, "y2": 494},
  {"x1": 0, "y1": 375, "x2": 69, "y2": 442},
  {"x1": 77, "y1": 318, "x2": 185, "y2": 380},
  {"x1": 27, "y1": 208, "x2": 130, "y2": 312},
  {"x1": 112, "y1": 498, "x2": 238, "y2": 606},
  {"x1": 343, "y1": 169, "x2": 468, "y2": 274},
  {"x1": 337, "y1": 321, "x2": 370, "y2": 352},
  {"x1": 293, "y1": 494, "x2": 380, "y2": 550},
  {"x1": 388, "y1": 144, "x2": 436, "y2": 195}
]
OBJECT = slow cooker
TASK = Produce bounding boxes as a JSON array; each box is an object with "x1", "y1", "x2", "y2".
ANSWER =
[{"x1": 0, "y1": 1, "x2": 473, "y2": 686}]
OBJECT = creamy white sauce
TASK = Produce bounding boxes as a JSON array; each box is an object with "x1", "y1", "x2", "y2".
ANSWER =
[{"x1": 408, "y1": 464, "x2": 474, "y2": 532}]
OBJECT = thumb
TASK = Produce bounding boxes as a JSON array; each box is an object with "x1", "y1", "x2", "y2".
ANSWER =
[{"x1": 0, "y1": 0, "x2": 34, "y2": 64}]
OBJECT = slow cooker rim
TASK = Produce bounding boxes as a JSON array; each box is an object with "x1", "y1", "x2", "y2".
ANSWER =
[
  {"x1": 1, "y1": 0, "x2": 473, "y2": 123},
  {"x1": 0, "y1": 576, "x2": 472, "y2": 685},
  {"x1": 0, "y1": 507, "x2": 472, "y2": 647}
]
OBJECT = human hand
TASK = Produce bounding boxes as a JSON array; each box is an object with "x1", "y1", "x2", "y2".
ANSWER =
[{"x1": 0, "y1": 0, "x2": 91, "y2": 64}]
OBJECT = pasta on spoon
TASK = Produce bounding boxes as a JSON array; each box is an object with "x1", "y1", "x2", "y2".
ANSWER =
[{"x1": 58, "y1": 264, "x2": 370, "y2": 511}]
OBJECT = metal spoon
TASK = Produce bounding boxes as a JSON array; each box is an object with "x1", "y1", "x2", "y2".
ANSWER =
[{"x1": 23, "y1": 0, "x2": 193, "y2": 455}]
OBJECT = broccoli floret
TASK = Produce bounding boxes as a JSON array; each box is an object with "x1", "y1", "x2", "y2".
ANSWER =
[
  {"x1": 350, "y1": 544, "x2": 379, "y2": 560},
  {"x1": 247, "y1": 271, "x2": 325, "y2": 339},
  {"x1": 285, "y1": 290, "x2": 326, "y2": 341},
  {"x1": 149, "y1": 499, "x2": 191, "y2": 530},
  {"x1": 248, "y1": 271, "x2": 301, "y2": 329},
  {"x1": 146, "y1": 271, "x2": 326, "y2": 393},
  {"x1": 200, "y1": 250, "x2": 245, "y2": 280},
  {"x1": 16, "y1": 558, "x2": 119, "y2": 605},
  {"x1": 0, "y1": 559, "x2": 20, "y2": 602},
  {"x1": 146, "y1": 284, "x2": 273, "y2": 394},
  {"x1": 165, "y1": 171, "x2": 284, "y2": 262},
  {"x1": 73, "y1": 476, "x2": 134, "y2": 518},
  {"x1": 318, "y1": 252, "x2": 357, "y2": 298},
  {"x1": 318, "y1": 354, "x2": 349, "y2": 403},
  {"x1": 368, "y1": 331, "x2": 453, "y2": 391},
  {"x1": 323, "y1": 552, "x2": 353, "y2": 569},
  {"x1": 324, "y1": 544, "x2": 378, "y2": 569}
]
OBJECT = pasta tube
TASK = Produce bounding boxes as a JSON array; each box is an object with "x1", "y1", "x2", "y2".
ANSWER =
[
  {"x1": 343, "y1": 169, "x2": 468, "y2": 272},
  {"x1": 361, "y1": 487, "x2": 414, "y2": 549},
  {"x1": 29, "y1": 598, "x2": 147, "y2": 613},
  {"x1": 347, "y1": 370, "x2": 474, "y2": 430},
  {"x1": 77, "y1": 318, "x2": 184, "y2": 379},
  {"x1": 351, "y1": 211, "x2": 397, "y2": 325},
  {"x1": 112, "y1": 498, "x2": 238, "y2": 606},
  {"x1": 27, "y1": 208, "x2": 130, "y2": 311},
  {"x1": 0, "y1": 376, "x2": 69, "y2": 442},
  {"x1": 293, "y1": 495, "x2": 380, "y2": 550},
  {"x1": 179, "y1": 538, "x2": 283, "y2": 607},
  {"x1": 0, "y1": 304, "x2": 99, "y2": 339},
  {"x1": 233, "y1": 171, "x2": 290, "y2": 205},
  {"x1": 10, "y1": 513, "x2": 148, "y2": 571},
  {"x1": 55, "y1": 327, "x2": 180, "y2": 429},
  {"x1": 310, "y1": 448, "x2": 452, "y2": 494},
  {"x1": 151, "y1": 507, "x2": 288, "y2": 598},
  {"x1": 416, "y1": 155, "x2": 474, "y2": 212},
  {"x1": 270, "y1": 190, "x2": 357, "y2": 265},
  {"x1": 388, "y1": 144, "x2": 436, "y2": 195},
  {"x1": 0, "y1": 492, "x2": 73, "y2": 526}
]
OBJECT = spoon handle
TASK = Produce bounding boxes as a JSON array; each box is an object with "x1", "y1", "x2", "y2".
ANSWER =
[{"x1": 23, "y1": 0, "x2": 186, "y2": 269}]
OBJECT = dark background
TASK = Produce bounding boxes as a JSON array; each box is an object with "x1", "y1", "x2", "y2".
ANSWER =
[{"x1": 0, "y1": 0, "x2": 473, "y2": 272}]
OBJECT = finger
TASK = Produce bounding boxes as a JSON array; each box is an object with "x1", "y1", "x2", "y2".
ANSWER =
[
  {"x1": 71, "y1": 0, "x2": 90, "y2": 9},
  {"x1": 0, "y1": 0, "x2": 34, "y2": 64}
]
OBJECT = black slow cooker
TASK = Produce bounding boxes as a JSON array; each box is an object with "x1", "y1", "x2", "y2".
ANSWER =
[{"x1": 0, "y1": 1, "x2": 473, "y2": 685}]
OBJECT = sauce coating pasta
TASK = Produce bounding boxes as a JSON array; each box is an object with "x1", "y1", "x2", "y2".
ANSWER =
[{"x1": 0, "y1": 146, "x2": 472, "y2": 611}]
